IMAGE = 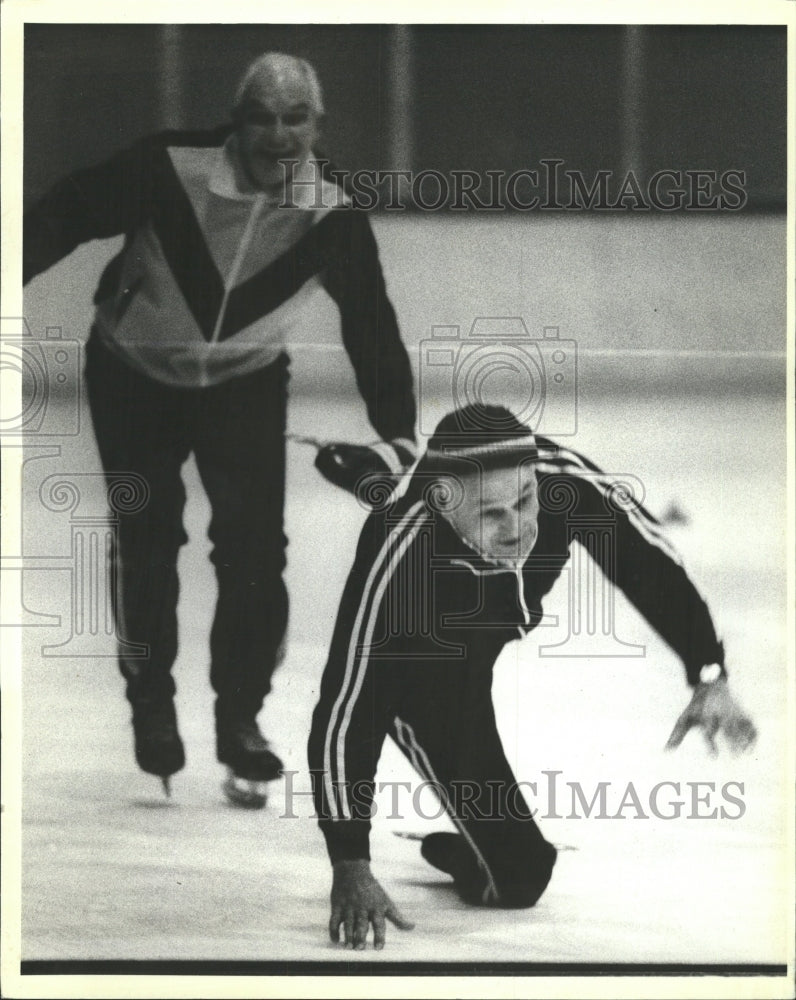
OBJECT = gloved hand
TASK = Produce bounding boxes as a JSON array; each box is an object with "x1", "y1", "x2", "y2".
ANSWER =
[{"x1": 314, "y1": 439, "x2": 416, "y2": 507}]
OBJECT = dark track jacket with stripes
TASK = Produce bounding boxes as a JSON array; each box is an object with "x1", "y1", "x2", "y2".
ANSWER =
[
  {"x1": 23, "y1": 126, "x2": 416, "y2": 448},
  {"x1": 308, "y1": 439, "x2": 725, "y2": 864}
]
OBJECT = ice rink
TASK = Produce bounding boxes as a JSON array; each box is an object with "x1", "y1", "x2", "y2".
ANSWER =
[{"x1": 6, "y1": 214, "x2": 793, "y2": 986}]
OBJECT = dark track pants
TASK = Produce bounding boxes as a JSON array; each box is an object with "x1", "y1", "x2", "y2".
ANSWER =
[
  {"x1": 85, "y1": 333, "x2": 289, "y2": 723},
  {"x1": 389, "y1": 660, "x2": 557, "y2": 908}
]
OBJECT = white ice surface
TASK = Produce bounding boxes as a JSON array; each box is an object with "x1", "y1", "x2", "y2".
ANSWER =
[
  {"x1": 11, "y1": 214, "x2": 792, "y2": 977},
  {"x1": 15, "y1": 388, "x2": 791, "y2": 967}
]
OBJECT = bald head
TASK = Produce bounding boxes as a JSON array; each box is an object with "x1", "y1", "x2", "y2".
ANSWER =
[
  {"x1": 232, "y1": 52, "x2": 323, "y2": 192},
  {"x1": 234, "y1": 53, "x2": 324, "y2": 116}
]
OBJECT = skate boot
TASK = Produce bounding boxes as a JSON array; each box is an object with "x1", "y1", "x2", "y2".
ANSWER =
[
  {"x1": 131, "y1": 698, "x2": 185, "y2": 796},
  {"x1": 420, "y1": 832, "x2": 470, "y2": 878},
  {"x1": 217, "y1": 717, "x2": 283, "y2": 810}
]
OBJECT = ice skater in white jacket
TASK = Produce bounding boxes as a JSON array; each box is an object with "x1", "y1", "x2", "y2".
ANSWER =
[{"x1": 24, "y1": 53, "x2": 417, "y2": 801}]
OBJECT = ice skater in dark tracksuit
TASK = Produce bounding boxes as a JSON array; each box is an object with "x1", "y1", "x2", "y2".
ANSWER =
[
  {"x1": 23, "y1": 53, "x2": 417, "y2": 800},
  {"x1": 308, "y1": 404, "x2": 757, "y2": 949}
]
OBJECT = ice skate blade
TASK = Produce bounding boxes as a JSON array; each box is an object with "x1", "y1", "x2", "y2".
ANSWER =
[
  {"x1": 222, "y1": 770, "x2": 267, "y2": 810},
  {"x1": 393, "y1": 831, "x2": 578, "y2": 851}
]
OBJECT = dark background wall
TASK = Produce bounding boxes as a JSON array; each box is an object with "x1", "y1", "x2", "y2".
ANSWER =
[{"x1": 24, "y1": 23, "x2": 786, "y2": 209}]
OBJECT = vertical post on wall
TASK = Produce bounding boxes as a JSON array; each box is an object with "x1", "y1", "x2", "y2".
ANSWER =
[
  {"x1": 158, "y1": 25, "x2": 185, "y2": 130},
  {"x1": 620, "y1": 26, "x2": 646, "y2": 181},
  {"x1": 386, "y1": 25, "x2": 415, "y2": 205}
]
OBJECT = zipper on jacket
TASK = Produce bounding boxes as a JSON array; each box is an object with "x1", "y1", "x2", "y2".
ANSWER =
[
  {"x1": 450, "y1": 557, "x2": 532, "y2": 632},
  {"x1": 516, "y1": 565, "x2": 531, "y2": 627},
  {"x1": 210, "y1": 192, "x2": 266, "y2": 345}
]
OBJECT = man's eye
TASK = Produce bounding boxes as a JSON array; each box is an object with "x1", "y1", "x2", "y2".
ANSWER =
[
  {"x1": 245, "y1": 112, "x2": 275, "y2": 127},
  {"x1": 282, "y1": 113, "x2": 309, "y2": 126},
  {"x1": 519, "y1": 488, "x2": 536, "y2": 505}
]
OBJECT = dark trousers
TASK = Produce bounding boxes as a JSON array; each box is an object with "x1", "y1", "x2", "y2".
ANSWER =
[
  {"x1": 390, "y1": 659, "x2": 557, "y2": 908},
  {"x1": 85, "y1": 334, "x2": 289, "y2": 725}
]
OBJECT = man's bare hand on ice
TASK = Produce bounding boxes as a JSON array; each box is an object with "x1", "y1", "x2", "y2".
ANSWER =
[
  {"x1": 329, "y1": 860, "x2": 414, "y2": 950},
  {"x1": 666, "y1": 669, "x2": 758, "y2": 756}
]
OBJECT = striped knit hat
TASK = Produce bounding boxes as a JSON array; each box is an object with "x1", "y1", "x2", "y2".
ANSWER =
[{"x1": 424, "y1": 404, "x2": 542, "y2": 471}]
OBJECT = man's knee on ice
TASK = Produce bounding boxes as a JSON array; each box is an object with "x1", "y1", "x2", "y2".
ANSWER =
[{"x1": 465, "y1": 841, "x2": 558, "y2": 909}]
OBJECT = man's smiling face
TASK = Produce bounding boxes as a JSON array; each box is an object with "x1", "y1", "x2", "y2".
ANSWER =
[{"x1": 234, "y1": 64, "x2": 320, "y2": 192}]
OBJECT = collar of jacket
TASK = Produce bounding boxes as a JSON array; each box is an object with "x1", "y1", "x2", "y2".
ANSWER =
[
  {"x1": 428, "y1": 503, "x2": 526, "y2": 576},
  {"x1": 208, "y1": 133, "x2": 335, "y2": 208}
]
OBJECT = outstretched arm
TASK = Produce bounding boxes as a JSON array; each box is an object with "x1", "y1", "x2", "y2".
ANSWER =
[
  {"x1": 308, "y1": 504, "x2": 426, "y2": 947},
  {"x1": 321, "y1": 210, "x2": 417, "y2": 453},
  {"x1": 23, "y1": 134, "x2": 163, "y2": 283},
  {"x1": 23, "y1": 128, "x2": 235, "y2": 284},
  {"x1": 560, "y1": 464, "x2": 725, "y2": 684},
  {"x1": 543, "y1": 455, "x2": 758, "y2": 753}
]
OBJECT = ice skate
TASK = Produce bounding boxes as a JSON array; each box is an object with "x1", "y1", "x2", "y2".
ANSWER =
[
  {"x1": 419, "y1": 832, "x2": 469, "y2": 878},
  {"x1": 131, "y1": 699, "x2": 185, "y2": 796},
  {"x1": 216, "y1": 718, "x2": 283, "y2": 809},
  {"x1": 221, "y1": 770, "x2": 268, "y2": 809},
  {"x1": 394, "y1": 831, "x2": 578, "y2": 852}
]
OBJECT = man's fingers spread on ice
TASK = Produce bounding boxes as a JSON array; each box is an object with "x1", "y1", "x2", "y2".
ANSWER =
[
  {"x1": 385, "y1": 905, "x2": 415, "y2": 931},
  {"x1": 727, "y1": 716, "x2": 757, "y2": 753},
  {"x1": 665, "y1": 711, "x2": 694, "y2": 750},
  {"x1": 353, "y1": 911, "x2": 369, "y2": 950},
  {"x1": 372, "y1": 910, "x2": 387, "y2": 950},
  {"x1": 702, "y1": 717, "x2": 720, "y2": 756},
  {"x1": 328, "y1": 906, "x2": 342, "y2": 943},
  {"x1": 343, "y1": 909, "x2": 355, "y2": 948}
]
